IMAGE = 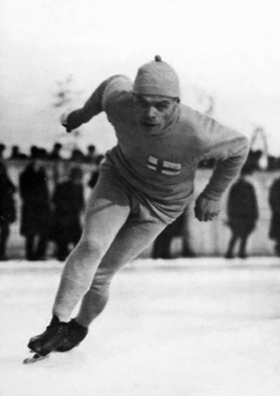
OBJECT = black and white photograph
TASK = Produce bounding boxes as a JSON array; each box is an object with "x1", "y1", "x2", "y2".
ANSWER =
[{"x1": 1, "y1": 0, "x2": 280, "y2": 395}]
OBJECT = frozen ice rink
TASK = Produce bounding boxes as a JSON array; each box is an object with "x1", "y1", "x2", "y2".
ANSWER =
[{"x1": 1, "y1": 257, "x2": 280, "y2": 396}]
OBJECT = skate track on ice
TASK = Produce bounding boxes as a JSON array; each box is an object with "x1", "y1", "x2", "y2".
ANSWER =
[{"x1": 1, "y1": 257, "x2": 280, "y2": 396}]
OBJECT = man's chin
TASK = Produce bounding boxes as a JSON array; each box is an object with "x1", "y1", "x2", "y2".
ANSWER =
[{"x1": 140, "y1": 123, "x2": 162, "y2": 134}]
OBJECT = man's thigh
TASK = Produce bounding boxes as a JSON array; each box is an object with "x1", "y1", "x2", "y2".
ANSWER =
[
  {"x1": 91, "y1": 205, "x2": 168, "y2": 283},
  {"x1": 81, "y1": 172, "x2": 131, "y2": 246}
]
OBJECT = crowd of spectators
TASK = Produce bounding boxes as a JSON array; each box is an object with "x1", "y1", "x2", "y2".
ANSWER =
[
  {"x1": 0, "y1": 141, "x2": 106, "y2": 261},
  {"x1": 1, "y1": 141, "x2": 280, "y2": 261},
  {"x1": 0, "y1": 158, "x2": 99, "y2": 261},
  {"x1": 2, "y1": 141, "x2": 280, "y2": 170},
  {"x1": 0, "y1": 142, "x2": 104, "y2": 165}
]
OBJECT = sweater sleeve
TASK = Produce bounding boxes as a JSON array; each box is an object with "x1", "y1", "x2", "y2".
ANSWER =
[
  {"x1": 65, "y1": 75, "x2": 132, "y2": 130},
  {"x1": 194, "y1": 112, "x2": 249, "y2": 201}
]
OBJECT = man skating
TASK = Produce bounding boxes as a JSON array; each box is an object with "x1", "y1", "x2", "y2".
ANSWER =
[{"x1": 27, "y1": 56, "x2": 249, "y2": 360}]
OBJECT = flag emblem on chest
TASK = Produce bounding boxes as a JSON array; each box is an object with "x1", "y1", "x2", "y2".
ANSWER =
[{"x1": 147, "y1": 156, "x2": 181, "y2": 175}]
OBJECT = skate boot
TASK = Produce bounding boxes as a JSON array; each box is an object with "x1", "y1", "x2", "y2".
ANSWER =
[
  {"x1": 56, "y1": 319, "x2": 88, "y2": 352},
  {"x1": 28, "y1": 316, "x2": 68, "y2": 357}
]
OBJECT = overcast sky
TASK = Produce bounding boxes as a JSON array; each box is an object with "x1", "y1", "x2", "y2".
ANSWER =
[{"x1": 1, "y1": 0, "x2": 280, "y2": 156}]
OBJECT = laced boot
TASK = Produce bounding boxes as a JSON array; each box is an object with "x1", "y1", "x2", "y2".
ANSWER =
[
  {"x1": 56, "y1": 319, "x2": 88, "y2": 352},
  {"x1": 28, "y1": 316, "x2": 68, "y2": 356}
]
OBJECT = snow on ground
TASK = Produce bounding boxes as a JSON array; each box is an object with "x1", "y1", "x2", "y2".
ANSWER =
[{"x1": 1, "y1": 257, "x2": 280, "y2": 396}]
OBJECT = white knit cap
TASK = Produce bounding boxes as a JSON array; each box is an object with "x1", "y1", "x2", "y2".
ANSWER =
[{"x1": 133, "y1": 55, "x2": 180, "y2": 98}]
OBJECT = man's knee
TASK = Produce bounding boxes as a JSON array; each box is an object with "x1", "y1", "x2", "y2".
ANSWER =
[
  {"x1": 76, "y1": 238, "x2": 105, "y2": 260},
  {"x1": 89, "y1": 266, "x2": 113, "y2": 293}
]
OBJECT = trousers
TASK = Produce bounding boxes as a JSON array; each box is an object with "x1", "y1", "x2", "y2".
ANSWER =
[{"x1": 52, "y1": 168, "x2": 175, "y2": 326}]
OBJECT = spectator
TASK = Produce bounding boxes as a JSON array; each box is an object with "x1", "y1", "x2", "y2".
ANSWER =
[
  {"x1": 152, "y1": 209, "x2": 194, "y2": 258},
  {"x1": 268, "y1": 176, "x2": 280, "y2": 256},
  {"x1": 10, "y1": 145, "x2": 27, "y2": 159},
  {"x1": 88, "y1": 169, "x2": 99, "y2": 189},
  {"x1": 38, "y1": 148, "x2": 48, "y2": 159},
  {"x1": 49, "y1": 143, "x2": 63, "y2": 160},
  {"x1": 50, "y1": 167, "x2": 85, "y2": 261},
  {"x1": 19, "y1": 160, "x2": 51, "y2": 260},
  {"x1": 225, "y1": 166, "x2": 258, "y2": 258},
  {"x1": 0, "y1": 144, "x2": 6, "y2": 160},
  {"x1": 88, "y1": 155, "x2": 104, "y2": 189},
  {"x1": 84, "y1": 145, "x2": 98, "y2": 164},
  {"x1": 30, "y1": 146, "x2": 40, "y2": 159},
  {"x1": 246, "y1": 150, "x2": 262, "y2": 171},
  {"x1": 0, "y1": 162, "x2": 16, "y2": 260},
  {"x1": 70, "y1": 148, "x2": 84, "y2": 162}
]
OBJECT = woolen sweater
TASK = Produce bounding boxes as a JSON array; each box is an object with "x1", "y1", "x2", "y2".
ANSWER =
[{"x1": 66, "y1": 75, "x2": 249, "y2": 219}]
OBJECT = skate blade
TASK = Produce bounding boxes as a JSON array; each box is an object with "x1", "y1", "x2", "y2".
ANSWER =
[{"x1": 23, "y1": 352, "x2": 50, "y2": 364}]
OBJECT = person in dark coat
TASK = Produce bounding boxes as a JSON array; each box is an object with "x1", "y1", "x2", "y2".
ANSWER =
[
  {"x1": 51, "y1": 167, "x2": 85, "y2": 261},
  {"x1": 225, "y1": 166, "x2": 258, "y2": 258},
  {"x1": 88, "y1": 169, "x2": 99, "y2": 189},
  {"x1": 152, "y1": 209, "x2": 195, "y2": 258},
  {"x1": 9, "y1": 145, "x2": 27, "y2": 159},
  {"x1": 84, "y1": 145, "x2": 98, "y2": 164},
  {"x1": 0, "y1": 144, "x2": 6, "y2": 160},
  {"x1": 0, "y1": 162, "x2": 16, "y2": 260},
  {"x1": 268, "y1": 176, "x2": 280, "y2": 256},
  {"x1": 48, "y1": 143, "x2": 63, "y2": 160},
  {"x1": 87, "y1": 155, "x2": 105, "y2": 189},
  {"x1": 19, "y1": 160, "x2": 51, "y2": 260}
]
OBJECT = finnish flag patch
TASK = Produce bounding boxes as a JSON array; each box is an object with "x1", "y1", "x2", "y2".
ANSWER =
[{"x1": 147, "y1": 156, "x2": 181, "y2": 175}]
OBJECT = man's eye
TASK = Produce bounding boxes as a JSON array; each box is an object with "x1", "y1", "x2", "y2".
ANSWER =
[
  {"x1": 156, "y1": 104, "x2": 168, "y2": 111},
  {"x1": 137, "y1": 100, "x2": 148, "y2": 107}
]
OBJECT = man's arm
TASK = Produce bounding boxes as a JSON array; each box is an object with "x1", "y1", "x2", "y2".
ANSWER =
[
  {"x1": 201, "y1": 137, "x2": 249, "y2": 201},
  {"x1": 193, "y1": 112, "x2": 249, "y2": 221},
  {"x1": 61, "y1": 75, "x2": 131, "y2": 132}
]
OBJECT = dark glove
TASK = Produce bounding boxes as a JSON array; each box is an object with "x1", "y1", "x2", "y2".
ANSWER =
[
  {"x1": 194, "y1": 194, "x2": 221, "y2": 222},
  {"x1": 60, "y1": 113, "x2": 72, "y2": 133}
]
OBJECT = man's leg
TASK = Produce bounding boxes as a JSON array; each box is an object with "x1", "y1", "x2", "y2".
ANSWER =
[
  {"x1": 0, "y1": 221, "x2": 9, "y2": 259},
  {"x1": 52, "y1": 174, "x2": 131, "y2": 322},
  {"x1": 36, "y1": 232, "x2": 48, "y2": 260},
  {"x1": 25, "y1": 235, "x2": 35, "y2": 260},
  {"x1": 152, "y1": 233, "x2": 171, "y2": 259},
  {"x1": 56, "y1": 240, "x2": 69, "y2": 262},
  {"x1": 239, "y1": 234, "x2": 248, "y2": 258},
  {"x1": 74, "y1": 213, "x2": 167, "y2": 327},
  {"x1": 275, "y1": 239, "x2": 280, "y2": 257},
  {"x1": 27, "y1": 174, "x2": 132, "y2": 356},
  {"x1": 225, "y1": 234, "x2": 238, "y2": 258}
]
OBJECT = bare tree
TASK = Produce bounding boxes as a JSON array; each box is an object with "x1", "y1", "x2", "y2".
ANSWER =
[
  {"x1": 183, "y1": 84, "x2": 215, "y2": 117},
  {"x1": 53, "y1": 75, "x2": 76, "y2": 108},
  {"x1": 52, "y1": 75, "x2": 84, "y2": 150}
]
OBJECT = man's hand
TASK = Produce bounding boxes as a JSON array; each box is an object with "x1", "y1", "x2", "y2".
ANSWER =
[
  {"x1": 194, "y1": 194, "x2": 221, "y2": 222},
  {"x1": 60, "y1": 113, "x2": 72, "y2": 133}
]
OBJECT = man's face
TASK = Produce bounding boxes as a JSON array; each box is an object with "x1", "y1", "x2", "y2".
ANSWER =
[{"x1": 133, "y1": 94, "x2": 179, "y2": 135}]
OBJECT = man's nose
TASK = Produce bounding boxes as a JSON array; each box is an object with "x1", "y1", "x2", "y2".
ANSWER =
[{"x1": 146, "y1": 106, "x2": 157, "y2": 119}]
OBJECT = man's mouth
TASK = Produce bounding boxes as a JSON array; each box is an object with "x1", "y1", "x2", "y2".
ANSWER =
[{"x1": 141, "y1": 121, "x2": 158, "y2": 128}]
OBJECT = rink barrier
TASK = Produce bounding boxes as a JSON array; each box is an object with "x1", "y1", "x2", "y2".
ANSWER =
[
  {"x1": 3, "y1": 160, "x2": 280, "y2": 258},
  {"x1": 0, "y1": 257, "x2": 279, "y2": 274}
]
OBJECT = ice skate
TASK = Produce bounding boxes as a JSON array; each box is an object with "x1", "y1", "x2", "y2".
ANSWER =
[
  {"x1": 56, "y1": 319, "x2": 88, "y2": 352},
  {"x1": 25, "y1": 316, "x2": 68, "y2": 362},
  {"x1": 23, "y1": 352, "x2": 50, "y2": 364}
]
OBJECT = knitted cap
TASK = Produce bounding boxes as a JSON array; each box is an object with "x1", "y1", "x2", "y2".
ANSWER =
[{"x1": 133, "y1": 55, "x2": 180, "y2": 98}]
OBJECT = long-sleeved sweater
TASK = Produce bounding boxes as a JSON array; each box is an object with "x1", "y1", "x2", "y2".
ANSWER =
[{"x1": 66, "y1": 75, "x2": 249, "y2": 219}]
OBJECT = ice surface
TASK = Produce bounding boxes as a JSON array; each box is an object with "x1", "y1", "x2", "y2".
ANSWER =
[{"x1": 1, "y1": 257, "x2": 280, "y2": 396}]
